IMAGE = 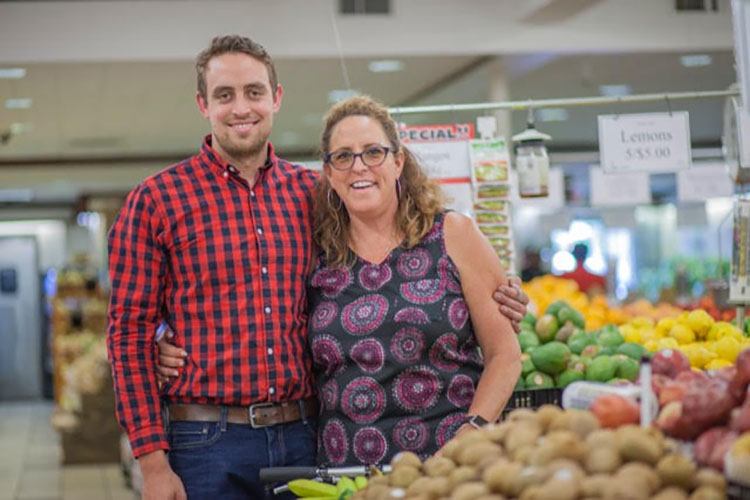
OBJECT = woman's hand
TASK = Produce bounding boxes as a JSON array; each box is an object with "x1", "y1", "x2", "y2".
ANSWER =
[
  {"x1": 156, "y1": 325, "x2": 187, "y2": 383},
  {"x1": 493, "y1": 275, "x2": 529, "y2": 333}
]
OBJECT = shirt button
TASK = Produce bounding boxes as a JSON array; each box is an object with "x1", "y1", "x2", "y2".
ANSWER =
[
  {"x1": 261, "y1": 266, "x2": 268, "y2": 274},
  {"x1": 250, "y1": 191, "x2": 256, "y2": 197},
  {"x1": 222, "y1": 171, "x2": 229, "y2": 179},
  {"x1": 257, "y1": 228, "x2": 263, "y2": 235},
  {"x1": 267, "y1": 348, "x2": 273, "y2": 355},
  {"x1": 269, "y1": 388, "x2": 275, "y2": 395},
  {"x1": 264, "y1": 306, "x2": 271, "y2": 314}
]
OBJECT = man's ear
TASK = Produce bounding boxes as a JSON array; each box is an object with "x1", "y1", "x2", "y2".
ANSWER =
[
  {"x1": 272, "y1": 84, "x2": 284, "y2": 113},
  {"x1": 196, "y1": 92, "x2": 209, "y2": 119}
]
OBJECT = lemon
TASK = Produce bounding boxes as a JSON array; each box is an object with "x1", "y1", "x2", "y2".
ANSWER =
[
  {"x1": 644, "y1": 340, "x2": 659, "y2": 352},
  {"x1": 687, "y1": 309, "x2": 714, "y2": 337},
  {"x1": 705, "y1": 359, "x2": 733, "y2": 370},
  {"x1": 658, "y1": 337, "x2": 680, "y2": 350},
  {"x1": 632, "y1": 316, "x2": 655, "y2": 329},
  {"x1": 714, "y1": 336, "x2": 742, "y2": 363},
  {"x1": 656, "y1": 317, "x2": 677, "y2": 336},
  {"x1": 669, "y1": 324, "x2": 696, "y2": 345}
]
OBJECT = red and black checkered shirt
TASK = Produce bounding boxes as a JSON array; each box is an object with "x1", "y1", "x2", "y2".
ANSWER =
[{"x1": 107, "y1": 136, "x2": 319, "y2": 458}]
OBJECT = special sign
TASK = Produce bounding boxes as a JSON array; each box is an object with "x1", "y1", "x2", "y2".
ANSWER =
[{"x1": 598, "y1": 112, "x2": 692, "y2": 174}]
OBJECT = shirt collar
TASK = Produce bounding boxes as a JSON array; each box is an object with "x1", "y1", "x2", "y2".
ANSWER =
[{"x1": 199, "y1": 135, "x2": 277, "y2": 178}]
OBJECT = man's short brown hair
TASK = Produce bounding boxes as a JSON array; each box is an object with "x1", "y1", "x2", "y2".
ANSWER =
[{"x1": 196, "y1": 35, "x2": 279, "y2": 101}]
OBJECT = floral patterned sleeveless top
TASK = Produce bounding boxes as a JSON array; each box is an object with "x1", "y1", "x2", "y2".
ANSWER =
[{"x1": 307, "y1": 212, "x2": 483, "y2": 466}]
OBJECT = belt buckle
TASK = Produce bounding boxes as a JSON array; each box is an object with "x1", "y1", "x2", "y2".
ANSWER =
[{"x1": 248, "y1": 402, "x2": 275, "y2": 429}]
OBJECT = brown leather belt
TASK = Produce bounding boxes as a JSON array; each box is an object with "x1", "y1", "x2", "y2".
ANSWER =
[{"x1": 168, "y1": 397, "x2": 319, "y2": 429}]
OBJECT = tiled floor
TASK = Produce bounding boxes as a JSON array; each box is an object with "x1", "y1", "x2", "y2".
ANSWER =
[{"x1": 0, "y1": 401, "x2": 137, "y2": 500}]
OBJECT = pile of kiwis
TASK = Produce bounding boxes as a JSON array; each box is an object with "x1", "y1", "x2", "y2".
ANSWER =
[{"x1": 352, "y1": 406, "x2": 728, "y2": 500}]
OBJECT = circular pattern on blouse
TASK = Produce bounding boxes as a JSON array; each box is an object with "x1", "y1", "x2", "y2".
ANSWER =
[
  {"x1": 392, "y1": 366, "x2": 442, "y2": 412},
  {"x1": 353, "y1": 427, "x2": 388, "y2": 464},
  {"x1": 435, "y1": 412, "x2": 466, "y2": 447},
  {"x1": 350, "y1": 339, "x2": 385, "y2": 374},
  {"x1": 437, "y1": 256, "x2": 462, "y2": 294},
  {"x1": 390, "y1": 327, "x2": 426, "y2": 364},
  {"x1": 392, "y1": 417, "x2": 430, "y2": 452},
  {"x1": 310, "y1": 301, "x2": 338, "y2": 331},
  {"x1": 320, "y1": 378, "x2": 339, "y2": 411},
  {"x1": 429, "y1": 333, "x2": 461, "y2": 372},
  {"x1": 341, "y1": 377, "x2": 387, "y2": 424},
  {"x1": 397, "y1": 248, "x2": 432, "y2": 280},
  {"x1": 341, "y1": 295, "x2": 389, "y2": 335},
  {"x1": 393, "y1": 307, "x2": 430, "y2": 325},
  {"x1": 400, "y1": 279, "x2": 445, "y2": 305},
  {"x1": 358, "y1": 263, "x2": 393, "y2": 291},
  {"x1": 311, "y1": 267, "x2": 353, "y2": 298},
  {"x1": 447, "y1": 374, "x2": 475, "y2": 408},
  {"x1": 311, "y1": 334, "x2": 345, "y2": 376},
  {"x1": 322, "y1": 419, "x2": 348, "y2": 464},
  {"x1": 448, "y1": 298, "x2": 469, "y2": 331},
  {"x1": 423, "y1": 221, "x2": 442, "y2": 242},
  {"x1": 459, "y1": 337, "x2": 483, "y2": 364}
]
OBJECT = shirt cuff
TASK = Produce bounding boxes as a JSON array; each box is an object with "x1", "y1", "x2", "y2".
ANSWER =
[{"x1": 129, "y1": 425, "x2": 169, "y2": 459}]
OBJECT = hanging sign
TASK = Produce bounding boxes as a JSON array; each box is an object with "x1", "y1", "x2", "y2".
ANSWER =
[
  {"x1": 598, "y1": 112, "x2": 691, "y2": 174},
  {"x1": 677, "y1": 162, "x2": 735, "y2": 202},
  {"x1": 589, "y1": 166, "x2": 651, "y2": 207}
]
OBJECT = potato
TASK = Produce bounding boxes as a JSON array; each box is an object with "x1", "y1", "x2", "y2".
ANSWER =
[
  {"x1": 547, "y1": 458, "x2": 585, "y2": 484},
  {"x1": 581, "y1": 473, "x2": 610, "y2": 497},
  {"x1": 516, "y1": 465, "x2": 550, "y2": 491},
  {"x1": 423, "y1": 456, "x2": 456, "y2": 477},
  {"x1": 450, "y1": 481, "x2": 489, "y2": 500},
  {"x1": 474, "y1": 496, "x2": 506, "y2": 500},
  {"x1": 689, "y1": 486, "x2": 726, "y2": 500},
  {"x1": 585, "y1": 429, "x2": 617, "y2": 448},
  {"x1": 364, "y1": 484, "x2": 391, "y2": 500},
  {"x1": 651, "y1": 487, "x2": 689, "y2": 500},
  {"x1": 389, "y1": 465, "x2": 421, "y2": 488},
  {"x1": 692, "y1": 468, "x2": 727, "y2": 493},
  {"x1": 534, "y1": 478, "x2": 580, "y2": 500},
  {"x1": 391, "y1": 451, "x2": 423, "y2": 469},
  {"x1": 548, "y1": 409, "x2": 600, "y2": 439},
  {"x1": 617, "y1": 425, "x2": 663, "y2": 465},
  {"x1": 440, "y1": 438, "x2": 461, "y2": 461},
  {"x1": 602, "y1": 476, "x2": 650, "y2": 500},
  {"x1": 616, "y1": 462, "x2": 661, "y2": 494},
  {"x1": 585, "y1": 446, "x2": 621, "y2": 474},
  {"x1": 449, "y1": 466, "x2": 479, "y2": 488},
  {"x1": 406, "y1": 476, "x2": 450, "y2": 497},
  {"x1": 507, "y1": 408, "x2": 538, "y2": 423},
  {"x1": 485, "y1": 422, "x2": 513, "y2": 445},
  {"x1": 539, "y1": 430, "x2": 587, "y2": 463},
  {"x1": 656, "y1": 453, "x2": 696, "y2": 489},
  {"x1": 504, "y1": 422, "x2": 542, "y2": 454},
  {"x1": 482, "y1": 460, "x2": 523, "y2": 497},
  {"x1": 535, "y1": 404, "x2": 564, "y2": 432},
  {"x1": 511, "y1": 444, "x2": 535, "y2": 464},
  {"x1": 456, "y1": 442, "x2": 502, "y2": 466}
]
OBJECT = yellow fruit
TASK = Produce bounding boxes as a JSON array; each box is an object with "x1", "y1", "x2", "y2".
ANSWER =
[
  {"x1": 658, "y1": 337, "x2": 680, "y2": 350},
  {"x1": 687, "y1": 309, "x2": 714, "y2": 337},
  {"x1": 644, "y1": 340, "x2": 659, "y2": 352},
  {"x1": 705, "y1": 359, "x2": 733, "y2": 370},
  {"x1": 632, "y1": 316, "x2": 655, "y2": 329},
  {"x1": 656, "y1": 317, "x2": 677, "y2": 335},
  {"x1": 669, "y1": 324, "x2": 696, "y2": 345},
  {"x1": 714, "y1": 336, "x2": 742, "y2": 363},
  {"x1": 683, "y1": 345, "x2": 717, "y2": 369}
]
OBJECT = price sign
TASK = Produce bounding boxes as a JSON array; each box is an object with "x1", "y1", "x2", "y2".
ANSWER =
[
  {"x1": 589, "y1": 166, "x2": 651, "y2": 207},
  {"x1": 677, "y1": 162, "x2": 735, "y2": 202},
  {"x1": 598, "y1": 112, "x2": 691, "y2": 174}
]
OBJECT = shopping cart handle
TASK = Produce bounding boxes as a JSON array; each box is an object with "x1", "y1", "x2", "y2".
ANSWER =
[{"x1": 259, "y1": 466, "x2": 318, "y2": 483}]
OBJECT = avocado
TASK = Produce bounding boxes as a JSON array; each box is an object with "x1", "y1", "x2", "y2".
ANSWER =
[
  {"x1": 556, "y1": 369, "x2": 585, "y2": 388},
  {"x1": 535, "y1": 314, "x2": 559, "y2": 343},
  {"x1": 615, "y1": 355, "x2": 640, "y2": 381},
  {"x1": 518, "y1": 331, "x2": 541, "y2": 352},
  {"x1": 530, "y1": 341, "x2": 571, "y2": 375},
  {"x1": 525, "y1": 370, "x2": 555, "y2": 389},
  {"x1": 616, "y1": 342, "x2": 647, "y2": 360},
  {"x1": 520, "y1": 352, "x2": 536, "y2": 377},
  {"x1": 585, "y1": 355, "x2": 617, "y2": 382}
]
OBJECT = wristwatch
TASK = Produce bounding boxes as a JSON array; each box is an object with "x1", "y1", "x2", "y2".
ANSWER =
[{"x1": 465, "y1": 414, "x2": 490, "y2": 429}]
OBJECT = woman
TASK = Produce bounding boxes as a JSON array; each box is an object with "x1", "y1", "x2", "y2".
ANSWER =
[
  {"x1": 156, "y1": 95, "x2": 522, "y2": 465},
  {"x1": 307, "y1": 95, "x2": 520, "y2": 465}
]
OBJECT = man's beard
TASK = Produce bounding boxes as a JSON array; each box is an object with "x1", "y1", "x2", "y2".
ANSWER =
[{"x1": 216, "y1": 130, "x2": 269, "y2": 161}]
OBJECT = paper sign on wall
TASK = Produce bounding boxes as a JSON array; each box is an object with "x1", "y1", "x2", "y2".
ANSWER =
[
  {"x1": 589, "y1": 166, "x2": 651, "y2": 207},
  {"x1": 677, "y1": 163, "x2": 735, "y2": 202},
  {"x1": 598, "y1": 112, "x2": 691, "y2": 174}
]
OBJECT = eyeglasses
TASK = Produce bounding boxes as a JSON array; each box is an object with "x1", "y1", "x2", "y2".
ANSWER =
[{"x1": 324, "y1": 145, "x2": 393, "y2": 171}]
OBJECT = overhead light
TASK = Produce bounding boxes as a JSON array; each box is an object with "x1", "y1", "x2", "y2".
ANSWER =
[
  {"x1": 599, "y1": 84, "x2": 632, "y2": 97},
  {"x1": 680, "y1": 54, "x2": 712, "y2": 67},
  {"x1": 537, "y1": 108, "x2": 569, "y2": 122},
  {"x1": 0, "y1": 68, "x2": 26, "y2": 79},
  {"x1": 0, "y1": 189, "x2": 34, "y2": 202},
  {"x1": 368, "y1": 60, "x2": 404, "y2": 73},
  {"x1": 328, "y1": 89, "x2": 357, "y2": 103},
  {"x1": 10, "y1": 122, "x2": 32, "y2": 134},
  {"x1": 5, "y1": 98, "x2": 32, "y2": 109}
]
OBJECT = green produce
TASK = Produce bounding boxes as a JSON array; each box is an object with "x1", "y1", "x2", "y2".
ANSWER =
[
  {"x1": 556, "y1": 369, "x2": 585, "y2": 388},
  {"x1": 580, "y1": 344, "x2": 601, "y2": 358},
  {"x1": 597, "y1": 325, "x2": 624, "y2": 349},
  {"x1": 585, "y1": 355, "x2": 617, "y2": 382},
  {"x1": 520, "y1": 312, "x2": 537, "y2": 328},
  {"x1": 545, "y1": 300, "x2": 569, "y2": 318},
  {"x1": 530, "y1": 341, "x2": 571, "y2": 375},
  {"x1": 568, "y1": 332, "x2": 595, "y2": 355},
  {"x1": 614, "y1": 355, "x2": 639, "y2": 381},
  {"x1": 517, "y1": 331, "x2": 540, "y2": 352},
  {"x1": 525, "y1": 370, "x2": 555, "y2": 389},
  {"x1": 535, "y1": 314, "x2": 559, "y2": 343},
  {"x1": 514, "y1": 376, "x2": 525, "y2": 390},
  {"x1": 596, "y1": 346, "x2": 617, "y2": 357},
  {"x1": 616, "y1": 342, "x2": 647, "y2": 360},
  {"x1": 520, "y1": 352, "x2": 536, "y2": 376},
  {"x1": 554, "y1": 321, "x2": 578, "y2": 342},
  {"x1": 566, "y1": 355, "x2": 588, "y2": 373},
  {"x1": 557, "y1": 306, "x2": 586, "y2": 329}
]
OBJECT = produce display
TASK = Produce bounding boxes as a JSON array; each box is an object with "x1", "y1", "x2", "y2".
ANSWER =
[{"x1": 348, "y1": 406, "x2": 728, "y2": 500}]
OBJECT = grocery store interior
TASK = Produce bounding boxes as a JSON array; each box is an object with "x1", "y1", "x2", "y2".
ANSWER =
[{"x1": 2, "y1": 0, "x2": 750, "y2": 499}]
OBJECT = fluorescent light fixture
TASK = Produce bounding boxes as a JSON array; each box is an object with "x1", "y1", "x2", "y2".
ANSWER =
[
  {"x1": 5, "y1": 98, "x2": 32, "y2": 109},
  {"x1": 368, "y1": 60, "x2": 404, "y2": 73},
  {"x1": 537, "y1": 108, "x2": 569, "y2": 122},
  {"x1": 599, "y1": 84, "x2": 632, "y2": 97},
  {"x1": 0, "y1": 189, "x2": 34, "y2": 202},
  {"x1": 680, "y1": 54, "x2": 712, "y2": 67},
  {"x1": 328, "y1": 89, "x2": 357, "y2": 103},
  {"x1": 0, "y1": 68, "x2": 26, "y2": 79},
  {"x1": 10, "y1": 122, "x2": 32, "y2": 134}
]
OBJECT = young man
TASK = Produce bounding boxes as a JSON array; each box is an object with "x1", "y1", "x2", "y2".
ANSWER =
[{"x1": 107, "y1": 35, "x2": 528, "y2": 500}]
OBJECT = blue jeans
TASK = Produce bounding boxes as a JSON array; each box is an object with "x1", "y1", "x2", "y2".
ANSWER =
[{"x1": 167, "y1": 410, "x2": 318, "y2": 500}]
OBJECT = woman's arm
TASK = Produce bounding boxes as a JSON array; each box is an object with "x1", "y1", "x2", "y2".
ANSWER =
[{"x1": 444, "y1": 211, "x2": 522, "y2": 424}]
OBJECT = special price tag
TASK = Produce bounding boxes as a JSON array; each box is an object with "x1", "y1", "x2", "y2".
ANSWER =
[{"x1": 598, "y1": 112, "x2": 692, "y2": 174}]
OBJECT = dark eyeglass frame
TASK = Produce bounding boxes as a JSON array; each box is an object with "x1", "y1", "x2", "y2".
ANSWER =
[{"x1": 324, "y1": 145, "x2": 393, "y2": 171}]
